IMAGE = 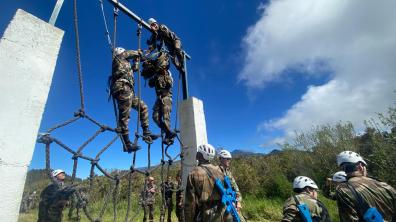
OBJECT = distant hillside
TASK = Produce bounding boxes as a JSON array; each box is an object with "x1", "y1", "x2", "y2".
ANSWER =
[{"x1": 231, "y1": 149, "x2": 262, "y2": 157}]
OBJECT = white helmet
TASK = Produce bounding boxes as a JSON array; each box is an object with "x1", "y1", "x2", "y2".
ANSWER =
[
  {"x1": 148, "y1": 18, "x2": 157, "y2": 26},
  {"x1": 218, "y1": 149, "x2": 232, "y2": 159},
  {"x1": 337, "y1": 151, "x2": 367, "y2": 166},
  {"x1": 197, "y1": 144, "x2": 216, "y2": 161},
  {"x1": 293, "y1": 176, "x2": 318, "y2": 190},
  {"x1": 114, "y1": 47, "x2": 125, "y2": 56},
  {"x1": 332, "y1": 171, "x2": 347, "y2": 183},
  {"x1": 52, "y1": 169, "x2": 65, "y2": 178}
]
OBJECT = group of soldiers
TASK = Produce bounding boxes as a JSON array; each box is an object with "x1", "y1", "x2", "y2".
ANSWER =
[
  {"x1": 32, "y1": 148, "x2": 396, "y2": 222},
  {"x1": 110, "y1": 18, "x2": 185, "y2": 152},
  {"x1": 281, "y1": 151, "x2": 396, "y2": 221},
  {"x1": 138, "y1": 173, "x2": 183, "y2": 222}
]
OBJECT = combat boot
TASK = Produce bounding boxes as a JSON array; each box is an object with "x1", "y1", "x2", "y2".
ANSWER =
[
  {"x1": 142, "y1": 129, "x2": 160, "y2": 144},
  {"x1": 163, "y1": 130, "x2": 177, "y2": 145},
  {"x1": 122, "y1": 134, "x2": 140, "y2": 152}
]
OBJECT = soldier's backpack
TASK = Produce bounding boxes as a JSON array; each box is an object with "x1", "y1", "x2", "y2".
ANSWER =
[
  {"x1": 292, "y1": 195, "x2": 313, "y2": 222},
  {"x1": 347, "y1": 183, "x2": 384, "y2": 222}
]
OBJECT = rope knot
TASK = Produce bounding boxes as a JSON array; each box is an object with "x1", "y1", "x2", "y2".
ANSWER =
[
  {"x1": 37, "y1": 133, "x2": 53, "y2": 144},
  {"x1": 168, "y1": 159, "x2": 173, "y2": 165},
  {"x1": 74, "y1": 109, "x2": 85, "y2": 118}
]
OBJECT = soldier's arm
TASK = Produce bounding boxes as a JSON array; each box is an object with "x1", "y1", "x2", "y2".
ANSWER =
[
  {"x1": 159, "y1": 25, "x2": 180, "y2": 42},
  {"x1": 184, "y1": 173, "x2": 197, "y2": 222},
  {"x1": 281, "y1": 199, "x2": 299, "y2": 222},
  {"x1": 121, "y1": 50, "x2": 141, "y2": 60},
  {"x1": 335, "y1": 187, "x2": 360, "y2": 222},
  {"x1": 229, "y1": 171, "x2": 242, "y2": 201}
]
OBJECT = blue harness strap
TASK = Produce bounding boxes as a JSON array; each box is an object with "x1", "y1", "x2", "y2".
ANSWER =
[
  {"x1": 292, "y1": 195, "x2": 313, "y2": 222},
  {"x1": 215, "y1": 176, "x2": 241, "y2": 222}
]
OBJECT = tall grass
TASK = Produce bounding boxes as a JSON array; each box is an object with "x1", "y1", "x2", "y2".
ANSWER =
[{"x1": 18, "y1": 194, "x2": 339, "y2": 222}]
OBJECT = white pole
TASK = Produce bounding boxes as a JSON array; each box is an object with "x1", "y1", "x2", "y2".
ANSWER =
[
  {"x1": 178, "y1": 97, "x2": 208, "y2": 197},
  {"x1": 0, "y1": 9, "x2": 64, "y2": 221}
]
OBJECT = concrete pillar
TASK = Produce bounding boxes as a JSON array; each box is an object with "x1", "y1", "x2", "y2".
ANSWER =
[
  {"x1": 178, "y1": 97, "x2": 208, "y2": 193},
  {"x1": 0, "y1": 9, "x2": 64, "y2": 221}
]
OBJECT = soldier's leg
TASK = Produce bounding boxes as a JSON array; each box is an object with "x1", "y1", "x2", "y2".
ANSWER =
[
  {"x1": 161, "y1": 94, "x2": 176, "y2": 145},
  {"x1": 149, "y1": 204, "x2": 154, "y2": 222},
  {"x1": 143, "y1": 205, "x2": 148, "y2": 222},
  {"x1": 131, "y1": 95, "x2": 159, "y2": 143},
  {"x1": 152, "y1": 98, "x2": 162, "y2": 131},
  {"x1": 167, "y1": 199, "x2": 173, "y2": 222},
  {"x1": 114, "y1": 83, "x2": 133, "y2": 151}
]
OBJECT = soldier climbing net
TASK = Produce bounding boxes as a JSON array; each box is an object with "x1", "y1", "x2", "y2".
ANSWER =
[{"x1": 36, "y1": 0, "x2": 187, "y2": 221}]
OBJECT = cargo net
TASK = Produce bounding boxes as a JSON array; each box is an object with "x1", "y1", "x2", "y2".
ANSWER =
[
  {"x1": 37, "y1": 108, "x2": 184, "y2": 222},
  {"x1": 36, "y1": 0, "x2": 186, "y2": 221}
]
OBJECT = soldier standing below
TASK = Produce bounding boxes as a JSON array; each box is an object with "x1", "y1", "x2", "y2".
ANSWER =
[
  {"x1": 141, "y1": 176, "x2": 157, "y2": 222},
  {"x1": 111, "y1": 47, "x2": 158, "y2": 152},
  {"x1": 184, "y1": 144, "x2": 233, "y2": 222},
  {"x1": 161, "y1": 176, "x2": 175, "y2": 222},
  {"x1": 323, "y1": 171, "x2": 347, "y2": 200},
  {"x1": 218, "y1": 149, "x2": 243, "y2": 212},
  {"x1": 282, "y1": 176, "x2": 331, "y2": 222},
  {"x1": 38, "y1": 169, "x2": 76, "y2": 222},
  {"x1": 175, "y1": 171, "x2": 184, "y2": 222},
  {"x1": 335, "y1": 151, "x2": 396, "y2": 221}
]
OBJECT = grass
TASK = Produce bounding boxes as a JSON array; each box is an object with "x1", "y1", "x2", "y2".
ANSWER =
[{"x1": 18, "y1": 194, "x2": 339, "y2": 222}]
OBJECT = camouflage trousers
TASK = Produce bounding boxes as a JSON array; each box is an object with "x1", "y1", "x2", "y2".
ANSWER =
[
  {"x1": 153, "y1": 93, "x2": 173, "y2": 135},
  {"x1": 38, "y1": 200, "x2": 67, "y2": 222},
  {"x1": 112, "y1": 81, "x2": 149, "y2": 136},
  {"x1": 165, "y1": 198, "x2": 174, "y2": 222},
  {"x1": 143, "y1": 204, "x2": 155, "y2": 222},
  {"x1": 175, "y1": 205, "x2": 184, "y2": 222}
]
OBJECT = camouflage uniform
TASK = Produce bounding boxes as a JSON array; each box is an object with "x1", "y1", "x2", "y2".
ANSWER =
[
  {"x1": 336, "y1": 172, "x2": 396, "y2": 222},
  {"x1": 184, "y1": 163, "x2": 233, "y2": 222},
  {"x1": 142, "y1": 53, "x2": 175, "y2": 144},
  {"x1": 162, "y1": 180, "x2": 175, "y2": 222},
  {"x1": 175, "y1": 180, "x2": 184, "y2": 222},
  {"x1": 282, "y1": 192, "x2": 331, "y2": 222},
  {"x1": 147, "y1": 24, "x2": 185, "y2": 73},
  {"x1": 111, "y1": 50, "x2": 154, "y2": 151},
  {"x1": 38, "y1": 182, "x2": 75, "y2": 222},
  {"x1": 141, "y1": 183, "x2": 157, "y2": 222},
  {"x1": 219, "y1": 165, "x2": 242, "y2": 202}
]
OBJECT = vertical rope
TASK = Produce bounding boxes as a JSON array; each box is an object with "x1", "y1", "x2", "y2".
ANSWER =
[
  {"x1": 73, "y1": 0, "x2": 85, "y2": 111},
  {"x1": 135, "y1": 24, "x2": 143, "y2": 135},
  {"x1": 45, "y1": 143, "x2": 51, "y2": 178}
]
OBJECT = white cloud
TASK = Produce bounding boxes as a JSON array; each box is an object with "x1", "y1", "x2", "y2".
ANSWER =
[{"x1": 240, "y1": 0, "x2": 396, "y2": 140}]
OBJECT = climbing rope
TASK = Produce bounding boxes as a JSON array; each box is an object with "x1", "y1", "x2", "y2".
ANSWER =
[{"x1": 73, "y1": 0, "x2": 85, "y2": 111}]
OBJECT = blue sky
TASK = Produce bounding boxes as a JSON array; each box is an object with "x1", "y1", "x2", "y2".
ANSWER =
[{"x1": 1, "y1": 0, "x2": 395, "y2": 178}]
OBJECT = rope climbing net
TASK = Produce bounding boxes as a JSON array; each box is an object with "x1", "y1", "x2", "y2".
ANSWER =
[{"x1": 36, "y1": 0, "x2": 187, "y2": 221}]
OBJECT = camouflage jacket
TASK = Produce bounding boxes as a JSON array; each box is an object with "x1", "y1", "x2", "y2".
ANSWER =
[
  {"x1": 141, "y1": 183, "x2": 157, "y2": 205},
  {"x1": 161, "y1": 181, "x2": 175, "y2": 199},
  {"x1": 282, "y1": 192, "x2": 331, "y2": 222},
  {"x1": 38, "y1": 182, "x2": 72, "y2": 222},
  {"x1": 218, "y1": 165, "x2": 242, "y2": 202},
  {"x1": 111, "y1": 50, "x2": 140, "y2": 87},
  {"x1": 184, "y1": 163, "x2": 233, "y2": 222},
  {"x1": 147, "y1": 24, "x2": 180, "y2": 52},
  {"x1": 336, "y1": 172, "x2": 396, "y2": 222}
]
